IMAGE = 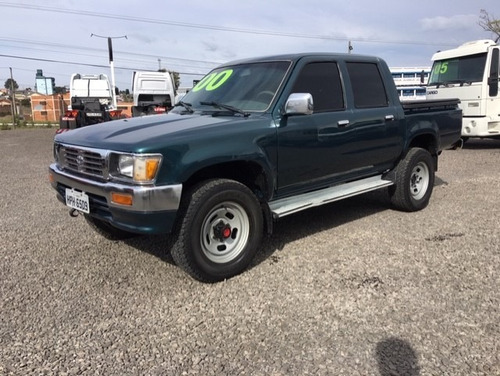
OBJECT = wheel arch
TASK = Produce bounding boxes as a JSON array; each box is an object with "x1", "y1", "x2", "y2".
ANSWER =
[
  {"x1": 407, "y1": 133, "x2": 439, "y2": 170},
  {"x1": 181, "y1": 160, "x2": 274, "y2": 234}
]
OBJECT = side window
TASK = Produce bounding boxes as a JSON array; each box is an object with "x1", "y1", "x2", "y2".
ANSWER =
[
  {"x1": 347, "y1": 62, "x2": 388, "y2": 108},
  {"x1": 291, "y1": 62, "x2": 344, "y2": 112}
]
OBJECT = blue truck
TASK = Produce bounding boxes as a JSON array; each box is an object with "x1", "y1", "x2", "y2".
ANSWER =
[{"x1": 49, "y1": 53, "x2": 462, "y2": 282}]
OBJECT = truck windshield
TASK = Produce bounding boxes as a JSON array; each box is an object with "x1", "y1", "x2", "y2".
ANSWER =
[
  {"x1": 172, "y1": 61, "x2": 291, "y2": 114},
  {"x1": 428, "y1": 53, "x2": 487, "y2": 86}
]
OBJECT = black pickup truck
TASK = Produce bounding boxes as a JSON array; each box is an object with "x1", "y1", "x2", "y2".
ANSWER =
[{"x1": 49, "y1": 53, "x2": 462, "y2": 282}]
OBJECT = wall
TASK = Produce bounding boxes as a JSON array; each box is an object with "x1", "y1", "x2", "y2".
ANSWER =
[{"x1": 30, "y1": 93, "x2": 67, "y2": 123}]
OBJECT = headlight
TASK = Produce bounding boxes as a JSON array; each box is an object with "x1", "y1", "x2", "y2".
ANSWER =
[
  {"x1": 111, "y1": 153, "x2": 162, "y2": 183},
  {"x1": 118, "y1": 155, "x2": 134, "y2": 177}
]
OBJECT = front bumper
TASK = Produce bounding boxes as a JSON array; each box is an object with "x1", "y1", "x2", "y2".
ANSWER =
[{"x1": 49, "y1": 163, "x2": 182, "y2": 234}]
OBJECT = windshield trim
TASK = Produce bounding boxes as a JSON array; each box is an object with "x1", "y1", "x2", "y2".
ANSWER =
[{"x1": 428, "y1": 52, "x2": 487, "y2": 86}]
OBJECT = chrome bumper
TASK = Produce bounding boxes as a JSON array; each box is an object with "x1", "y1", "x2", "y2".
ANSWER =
[{"x1": 49, "y1": 163, "x2": 182, "y2": 212}]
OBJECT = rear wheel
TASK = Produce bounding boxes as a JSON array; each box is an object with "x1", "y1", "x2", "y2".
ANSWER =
[
  {"x1": 390, "y1": 148, "x2": 435, "y2": 212},
  {"x1": 171, "y1": 179, "x2": 264, "y2": 282},
  {"x1": 84, "y1": 215, "x2": 137, "y2": 240}
]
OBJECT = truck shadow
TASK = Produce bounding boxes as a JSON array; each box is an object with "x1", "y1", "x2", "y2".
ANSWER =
[
  {"x1": 123, "y1": 178, "x2": 448, "y2": 275},
  {"x1": 122, "y1": 188, "x2": 394, "y2": 269},
  {"x1": 251, "y1": 188, "x2": 394, "y2": 267},
  {"x1": 462, "y1": 138, "x2": 500, "y2": 149}
]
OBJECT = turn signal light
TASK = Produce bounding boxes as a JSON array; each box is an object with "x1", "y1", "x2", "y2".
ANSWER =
[{"x1": 111, "y1": 192, "x2": 133, "y2": 206}]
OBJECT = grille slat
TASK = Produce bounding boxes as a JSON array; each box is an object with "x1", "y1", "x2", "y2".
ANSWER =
[{"x1": 59, "y1": 146, "x2": 107, "y2": 179}]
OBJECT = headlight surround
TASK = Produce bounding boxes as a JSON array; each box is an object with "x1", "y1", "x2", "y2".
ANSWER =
[
  {"x1": 110, "y1": 153, "x2": 162, "y2": 183},
  {"x1": 53, "y1": 143, "x2": 61, "y2": 163}
]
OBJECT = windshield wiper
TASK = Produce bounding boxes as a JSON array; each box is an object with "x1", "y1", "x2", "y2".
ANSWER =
[
  {"x1": 174, "y1": 101, "x2": 194, "y2": 113},
  {"x1": 200, "y1": 101, "x2": 250, "y2": 117},
  {"x1": 435, "y1": 80, "x2": 473, "y2": 88}
]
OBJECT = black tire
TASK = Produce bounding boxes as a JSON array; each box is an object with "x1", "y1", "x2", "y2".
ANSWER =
[
  {"x1": 171, "y1": 179, "x2": 264, "y2": 282},
  {"x1": 84, "y1": 215, "x2": 138, "y2": 240},
  {"x1": 390, "y1": 148, "x2": 435, "y2": 212}
]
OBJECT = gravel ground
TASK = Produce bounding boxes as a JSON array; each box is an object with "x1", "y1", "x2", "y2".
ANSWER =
[{"x1": 1, "y1": 128, "x2": 499, "y2": 375}]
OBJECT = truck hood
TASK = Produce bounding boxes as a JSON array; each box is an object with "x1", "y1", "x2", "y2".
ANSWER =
[{"x1": 55, "y1": 113, "x2": 249, "y2": 152}]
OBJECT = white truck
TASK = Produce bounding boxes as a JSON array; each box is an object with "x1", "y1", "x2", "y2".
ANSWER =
[
  {"x1": 59, "y1": 73, "x2": 123, "y2": 131},
  {"x1": 426, "y1": 40, "x2": 500, "y2": 139},
  {"x1": 131, "y1": 71, "x2": 175, "y2": 117}
]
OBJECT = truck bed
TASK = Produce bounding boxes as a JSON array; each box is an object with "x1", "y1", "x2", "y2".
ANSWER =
[
  {"x1": 402, "y1": 98, "x2": 462, "y2": 150},
  {"x1": 401, "y1": 98, "x2": 460, "y2": 114}
]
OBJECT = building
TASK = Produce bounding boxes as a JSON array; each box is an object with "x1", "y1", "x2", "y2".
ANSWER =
[
  {"x1": 0, "y1": 97, "x2": 12, "y2": 116},
  {"x1": 390, "y1": 67, "x2": 431, "y2": 101},
  {"x1": 30, "y1": 93, "x2": 66, "y2": 123}
]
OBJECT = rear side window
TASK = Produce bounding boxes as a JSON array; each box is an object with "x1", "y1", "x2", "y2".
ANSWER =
[
  {"x1": 347, "y1": 62, "x2": 388, "y2": 108},
  {"x1": 291, "y1": 62, "x2": 344, "y2": 112}
]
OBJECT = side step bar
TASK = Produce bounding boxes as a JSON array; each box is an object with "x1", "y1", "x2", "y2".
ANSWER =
[{"x1": 269, "y1": 175, "x2": 393, "y2": 218}]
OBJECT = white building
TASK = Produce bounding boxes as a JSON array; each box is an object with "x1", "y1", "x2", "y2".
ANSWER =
[{"x1": 390, "y1": 67, "x2": 431, "y2": 101}]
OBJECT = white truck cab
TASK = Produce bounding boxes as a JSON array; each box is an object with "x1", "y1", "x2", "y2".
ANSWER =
[
  {"x1": 131, "y1": 71, "x2": 175, "y2": 116},
  {"x1": 68, "y1": 73, "x2": 115, "y2": 110},
  {"x1": 426, "y1": 40, "x2": 500, "y2": 139}
]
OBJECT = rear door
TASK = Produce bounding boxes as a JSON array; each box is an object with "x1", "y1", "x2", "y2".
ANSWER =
[
  {"x1": 342, "y1": 61, "x2": 403, "y2": 172},
  {"x1": 275, "y1": 58, "x2": 403, "y2": 197}
]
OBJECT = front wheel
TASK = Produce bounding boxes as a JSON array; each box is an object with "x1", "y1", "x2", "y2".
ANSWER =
[
  {"x1": 390, "y1": 148, "x2": 435, "y2": 212},
  {"x1": 171, "y1": 179, "x2": 264, "y2": 282}
]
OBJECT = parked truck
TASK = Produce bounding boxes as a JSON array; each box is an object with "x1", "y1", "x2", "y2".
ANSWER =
[
  {"x1": 49, "y1": 53, "x2": 462, "y2": 282},
  {"x1": 426, "y1": 39, "x2": 500, "y2": 139},
  {"x1": 59, "y1": 73, "x2": 123, "y2": 131},
  {"x1": 131, "y1": 71, "x2": 175, "y2": 117}
]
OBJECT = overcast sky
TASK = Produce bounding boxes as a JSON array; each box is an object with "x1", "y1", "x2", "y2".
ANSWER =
[{"x1": 0, "y1": 0, "x2": 498, "y2": 91}]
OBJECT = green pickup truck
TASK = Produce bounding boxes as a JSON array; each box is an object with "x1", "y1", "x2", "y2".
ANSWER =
[{"x1": 49, "y1": 53, "x2": 462, "y2": 282}]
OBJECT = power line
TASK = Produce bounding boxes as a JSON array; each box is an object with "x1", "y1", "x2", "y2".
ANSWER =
[
  {"x1": 0, "y1": 2, "x2": 458, "y2": 47},
  {"x1": 0, "y1": 37, "x2": 221, "y2": 66},
  {"x1": 0, "y1": 53, "x2": 207, "y2": 76}
]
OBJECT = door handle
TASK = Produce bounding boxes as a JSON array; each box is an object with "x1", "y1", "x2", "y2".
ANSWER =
[
  {"x1": 337, "y1": 120, "x2": 350, "y2": 127},
  {"x1": 385, "y1": 115, "x2": 395, "y2": 121}
]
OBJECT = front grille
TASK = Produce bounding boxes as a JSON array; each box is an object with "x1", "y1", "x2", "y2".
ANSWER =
[{"x1": 59, "y1": 145, "x2": 107, "y2": 179}]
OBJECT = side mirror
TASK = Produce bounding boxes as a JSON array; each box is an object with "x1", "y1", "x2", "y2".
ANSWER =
[
  {"x1": 488, "y1": 48, "x2": 499, "y2": 97},
  {"x1": 284, "y1": 93, "x2": 313, "y2": 115}
]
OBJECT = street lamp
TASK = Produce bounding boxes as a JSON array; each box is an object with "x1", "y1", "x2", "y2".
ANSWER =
[{"x1": 90, "y1": 34, "x2": 127, "y2": 109}]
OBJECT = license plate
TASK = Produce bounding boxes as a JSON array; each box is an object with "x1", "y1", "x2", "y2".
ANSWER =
[
  {"x1": 65, "y1": 189, "x2": 90, "y2": 214},
  {"x1": 86, "y1": 112, "x2": 102, "y2": 117}
]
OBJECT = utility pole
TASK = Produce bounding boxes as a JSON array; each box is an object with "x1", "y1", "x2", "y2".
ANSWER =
[
  {"x1": 158, "y1": 58, "x2": 162, "y2": 71},
  {"x1": 348, "y1": 41, "x2": 353, "y2": 54},
  {"x1": 9, "y1": 67, "x2": 16, "y2": 129},
  {"x1": 91, "y1": 34, "x2": 127, "y2": 109}
]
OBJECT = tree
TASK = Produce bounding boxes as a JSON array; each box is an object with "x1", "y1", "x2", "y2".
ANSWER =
[
  {"x1": 158, "y1": 68, "x2": 180, "y2": 90},
  {"x1": 4, "y1": 78, "x2": 19, "y2": 91},
  {"x1": 479, "y1": 9, "x2": 500, "y2": 42},
  {"x1": 171, "y1": 71, "x2": 180, "y2": 90},
  {"x1": 54, "y1": 86, "x2": 67, "y2": 94}
]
